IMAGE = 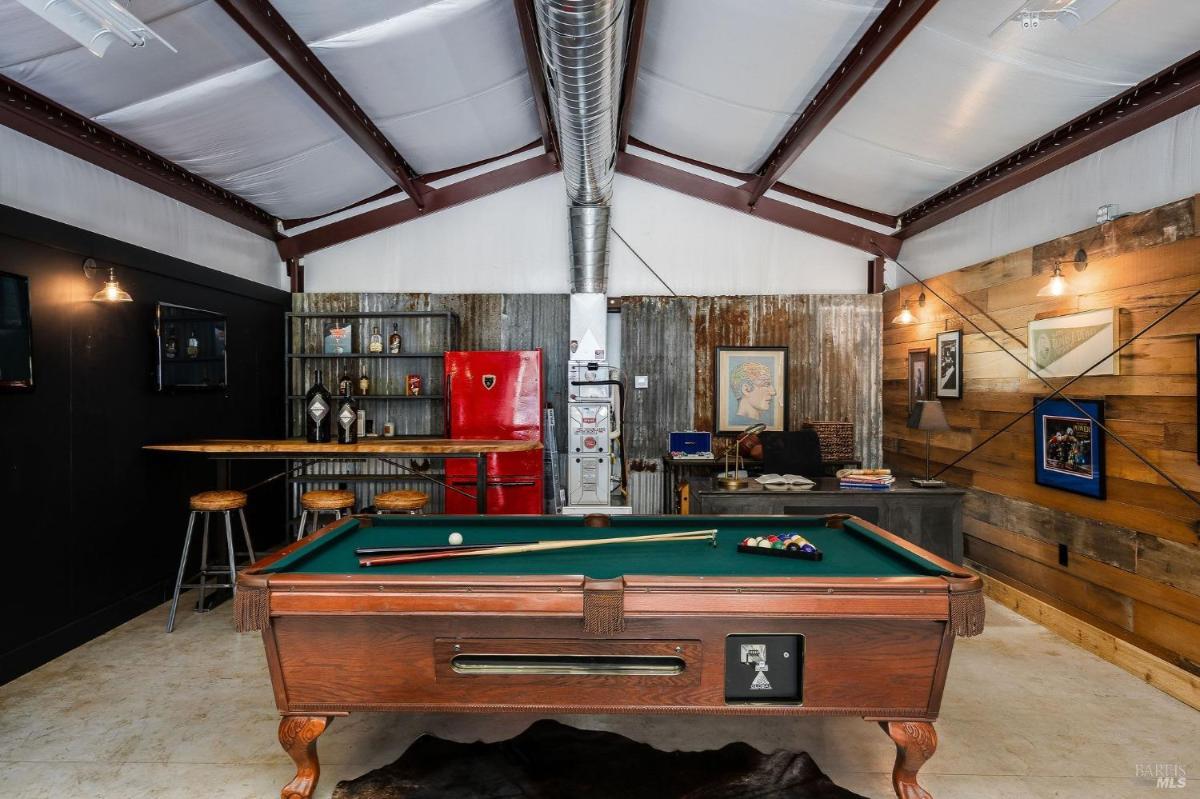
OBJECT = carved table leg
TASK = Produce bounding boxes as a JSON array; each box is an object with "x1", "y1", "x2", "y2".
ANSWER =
[
  {"x1": 279, "y1": 715, "x2": 332, "y2": 799},
  {"x1": 879, "y1": 720, "x2": 937, "y2": 799}
]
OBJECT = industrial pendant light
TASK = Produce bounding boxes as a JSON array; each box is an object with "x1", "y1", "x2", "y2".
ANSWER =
[{"x1": 84, "y1": 258, "x2": 133, "y2": 303}]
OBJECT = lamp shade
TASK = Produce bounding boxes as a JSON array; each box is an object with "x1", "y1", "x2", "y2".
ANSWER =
[{"x1": 907, "y1": 400, "x2": 950, "y2": 431}]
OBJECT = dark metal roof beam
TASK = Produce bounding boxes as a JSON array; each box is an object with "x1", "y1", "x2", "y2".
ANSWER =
[
  {"x1": 513, "y1": 0, "x2": 559, "y2": 162},
  {"x1": 746, "y1": 0, "x2": 941, "y2": 206},
  {"x1": 617, "y1": 151, "x2": 900, "y2": 258},
  {"x1": 216, "y1": 0, "x2": 428, "y2": 208},
  {"x1": 627, "y1": 137, "x2": 896, "y2": 227},
  {"x1": 0, "y1": 76, "x2": 277, "y2": 238},
  {"x1": 277, "y1": 153, "x2": 560, "y2": 259},
  {"x1": 617, "y1": 0, "x2": 649, "y2": 151},
  {"x1": 898, "y1": 49, "x2": 1200, "y2": 238}
]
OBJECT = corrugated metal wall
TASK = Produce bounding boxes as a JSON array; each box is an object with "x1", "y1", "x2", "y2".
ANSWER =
[{"x1": 289, "y1": 292, "x2": 881, "y2": 515}]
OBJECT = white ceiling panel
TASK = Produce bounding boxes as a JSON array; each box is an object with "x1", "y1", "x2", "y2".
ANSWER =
[
  {"x1": 629, "y1": 0, "x2": 887, "y2": 172},
  {"x1": 782, "y1": 0, "x2": 1200, "y2": 213},
  {"x1": 94, "y1": 61, "x2": 393, "y2": 219},
  {"x1": 276, "y1": 0, "x2": 541, "y2": 173}
]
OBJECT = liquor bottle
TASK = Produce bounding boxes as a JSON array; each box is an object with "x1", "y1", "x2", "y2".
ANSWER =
[
  {"x1": 388, "y1": 323, "x2": 401, "y2": 354},
  {"x1": 338, "y1": 372, "x2": 353, "y2": 396},
  {"x1": 186, "y1": 329, "x2": 199, "y2": 359},
  {"x1": 164, "y1": 325, "x2": 177, "y2": 359},
  {"x1": 305, "y1": 370, "x2": 333, "y2": 443},
  {"x1": 368, "y1": 325, "x2": 384, "y2": 353},
  {"x1": 336, "y1": 385, "x2": 358, "y2": 444},
  {"x1": 358, "y1": 373, "x2": 370, "y2": 395}
]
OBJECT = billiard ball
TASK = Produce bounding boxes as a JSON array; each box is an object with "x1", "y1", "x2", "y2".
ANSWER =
[
  {"x1": 448, "y1": 532, "x2": 464, "y2": 546},
  {"x1": 757, "y1": 539, "x2": 773, "y2": 548}
]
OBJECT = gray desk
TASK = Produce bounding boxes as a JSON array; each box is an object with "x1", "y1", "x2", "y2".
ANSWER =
[{"x1": 690, "y1": 477, "x2": 964, "y2": 563}]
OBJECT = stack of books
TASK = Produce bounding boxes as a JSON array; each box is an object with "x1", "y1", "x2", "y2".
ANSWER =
[{"x1": 837, "y1": 468, "x2": 895, "y2": 491}]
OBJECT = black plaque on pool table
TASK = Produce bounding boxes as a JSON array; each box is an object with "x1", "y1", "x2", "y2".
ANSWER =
[{"x1": 724, "y1": 635, "x2": 802, "y2": 701}]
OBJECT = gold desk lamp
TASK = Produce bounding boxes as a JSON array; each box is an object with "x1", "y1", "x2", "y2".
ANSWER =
[{"x1": 717, "y1": 423, "x2": 767, "y2": 490}]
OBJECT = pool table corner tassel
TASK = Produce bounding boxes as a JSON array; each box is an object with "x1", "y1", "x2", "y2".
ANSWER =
[
  {"x1": 582, "y1": 578, "x2": 625, "y2": 634},
  {"x1": 235, "y1": 585, "x2": 270, "y2": 633},
  {"x1": 948, "y1": 585, "x2": 985, "y2": 638}
]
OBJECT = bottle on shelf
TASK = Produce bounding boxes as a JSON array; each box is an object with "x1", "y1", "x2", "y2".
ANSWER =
[
  {"x1": 164, "y1": 325, "x2": 178, "y2": 359},
  {"x1": 368, "y1": 325, "x2": 384, "y2": 353},
  {"x1": 388, "y1": 323, "x2": 401, "y2": 354},
  {"x1": 336, "y1": 385, "x2": 359, "y2": 444},
  {"x1": 358, "y1": 372, "x2": 370, "y2": 395},
  {"x1": 186, "y1": 329, "x2": 199, "y2": 359},
  {"x1": 305, "y1": 370, "x2": 333, "y2": 443},
  {"x1": 338, "y1": 372, "x2": 353, "y2": 396}
]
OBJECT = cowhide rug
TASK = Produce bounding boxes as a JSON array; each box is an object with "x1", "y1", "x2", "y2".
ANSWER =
[{"x1": 333, "y1": 719, "x2": 868, "y2": 799}]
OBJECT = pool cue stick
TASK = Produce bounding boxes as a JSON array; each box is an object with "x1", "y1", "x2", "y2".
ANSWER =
[
  {"x1": 355, "y1": 542, "x2": 537, "y2": 556},
  {"x1": 358, "y1": 529, "x2": 719, "y2": 567}
]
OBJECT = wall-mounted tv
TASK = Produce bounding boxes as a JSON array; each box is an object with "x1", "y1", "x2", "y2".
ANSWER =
[
  {"x1": 155, "y1": 302, "x2": 227, "y2": 391},
  {"x1": 0, "y1": 270, "x2": 34, "y2": 392}
]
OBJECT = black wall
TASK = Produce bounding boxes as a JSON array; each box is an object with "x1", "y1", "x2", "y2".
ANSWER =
[{"x1": 0, "y1": 205, "x2": 288, "y2": 683}]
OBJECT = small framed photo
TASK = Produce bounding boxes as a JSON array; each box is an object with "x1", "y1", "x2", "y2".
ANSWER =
[
  {"x1": 0, "y1": 270, "x2": 34, "y2": 392},
  {"x1": 714, "y1": 346, "x2": 788, "y2": 433},
  {"x1": 935, "y1": 330, "x2": 963, "y2": 399},
  {"x1": 1034, "y1": 397, "x2": 1106, "y2": 500},
  {"x1": 907, "y1": 348, "x2": 930, "y2": 412},
  {"x1": 322, "y1": 320, "x2": 354, "y2": 354}
]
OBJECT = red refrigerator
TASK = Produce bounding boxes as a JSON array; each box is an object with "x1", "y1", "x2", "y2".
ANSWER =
[{"x1": 444, "y1": 350, "x2": 544, "y2": 514}]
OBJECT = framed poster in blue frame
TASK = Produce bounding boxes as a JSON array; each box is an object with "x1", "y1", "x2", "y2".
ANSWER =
[{"x1": 1033, "y1": 397, "x2": 1105, "y2": 499}]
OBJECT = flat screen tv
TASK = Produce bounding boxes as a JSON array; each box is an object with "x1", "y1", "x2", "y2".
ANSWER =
[
  {"x1": 0, "y1": 270, "x2": 34, "y2": 392},
  {"x1": 155, "y1": 302, "x2": 227, "y2": 391}
]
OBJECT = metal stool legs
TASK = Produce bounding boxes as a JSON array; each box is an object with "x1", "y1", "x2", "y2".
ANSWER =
[
  {"x1": 167, "y1": 508, "x2": 254, "y2": 633},
  {"x1": 295, "y1": 508, "x2": 345, "y2": 541}
]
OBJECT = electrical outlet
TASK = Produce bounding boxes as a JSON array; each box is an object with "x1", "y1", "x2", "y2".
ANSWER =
[{"x1": 634, "y1": 375, "x2": 649, "y2": 389}]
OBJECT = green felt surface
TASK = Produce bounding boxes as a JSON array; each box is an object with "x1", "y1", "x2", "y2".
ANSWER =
[{"x1": 263, "y1": 516, "x2": 952, "y2": 580}]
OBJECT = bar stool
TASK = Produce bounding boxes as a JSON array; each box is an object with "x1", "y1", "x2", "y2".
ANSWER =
[
  {"x1": 374, "y1": 489, "x2": 429, "y2": 514},
  {"x1": 297, "y1": 489, "x2": 356, "y2": 540},
  {"x1": 167, "y1": 490, "x2": 255, "y2": 633}
]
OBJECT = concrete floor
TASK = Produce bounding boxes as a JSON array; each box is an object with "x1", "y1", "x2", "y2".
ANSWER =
[{"x1": 1, "y1": 596, "x2": 1195, "y2": 799}]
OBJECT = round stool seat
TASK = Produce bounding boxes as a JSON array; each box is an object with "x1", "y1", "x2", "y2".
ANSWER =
[
  {"x1": 189, "y1": 490, "x2": 248, "y2": 512},
  {"x1": 374, "y1": 489, "x2": 429, "y2": 512},
  {"x1": 300, "y1": 489, "x2": 355, "y2": 511}
]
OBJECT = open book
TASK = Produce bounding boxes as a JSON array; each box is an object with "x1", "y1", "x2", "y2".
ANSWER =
[{"x1": 755, "y1": 473, "x2": 816, "y2": 488}]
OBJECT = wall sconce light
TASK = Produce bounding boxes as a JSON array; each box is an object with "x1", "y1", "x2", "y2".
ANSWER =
[
  {"x1": 891, "y1": 291, "x2": 926, "y2": 325},
  {"x1": 1037, "y1": 248, "x2": 1088, "y2": 297},
  {"x1": 84, "y1": 257, "x2": 133, "y2": 303}
]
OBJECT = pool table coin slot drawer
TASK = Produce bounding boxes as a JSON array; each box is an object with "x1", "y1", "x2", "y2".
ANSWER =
[{"x1": 434, "y1": 638, "x2": 701, "y2": 687}]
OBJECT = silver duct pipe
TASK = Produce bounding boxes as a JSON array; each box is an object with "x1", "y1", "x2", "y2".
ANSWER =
[{"x1": 534, "y1": 0, "x2": 625, "y2": 293}]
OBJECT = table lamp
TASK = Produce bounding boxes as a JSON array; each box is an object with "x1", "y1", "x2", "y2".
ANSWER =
[
  {"x1": 717, "y1": 423, "x2": 767, "y2": 490},
  {"x1": 908, "y1": 400, "x2": 949, "y2": 488}
]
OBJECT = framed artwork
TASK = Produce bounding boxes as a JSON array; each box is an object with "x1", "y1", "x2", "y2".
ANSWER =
[
  {"x1": 1028, "y1": 307, "x2": 1119, "y2": 378},
  {"x1": 0, "y1": 270, "x2": 34, "y2": 392},
  {"x1": 1033, "y1": 397, "x2": 1106, "y2": 500},
  {"x1": 907, "y1": 348, "x2": 929, "y2": 412},
  {"x1": 936, "y1": 329, "x2": 963, "y2": 399},
  {"x1": 714, "y1": 346, "x2": 788, "y2": 433},
  {"x1": 322, "y1": 320, "x2": 354, "y2": 354}
]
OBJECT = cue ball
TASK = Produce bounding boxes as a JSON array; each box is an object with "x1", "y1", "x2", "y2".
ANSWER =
[{"x1": 448, "y1": 532, "x2": 464, "y2": 546}]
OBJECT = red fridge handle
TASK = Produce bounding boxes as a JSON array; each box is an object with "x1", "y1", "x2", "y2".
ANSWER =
[{"x1": 444, "y1": 370, "x2": 452, "y2": 435}]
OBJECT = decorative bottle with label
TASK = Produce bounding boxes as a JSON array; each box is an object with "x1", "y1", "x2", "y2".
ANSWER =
[
  {"x1": 336, "y1": 385, "x2": 358, "y2": 444},
  {"x1": 338, "y1": 372, "x2": 353, "y2": 396},
  {"x1": 305, "y1": 370, "x2": 332, "y2": 443},
  {"x1": 388, "y1": 323, "x2": 401, "y2": 354},
  {"x1": 358, "y1": 373, "x2": 370, "y2": 396},
  {"x1": 164, "y1": 325, "x2": 178, "y2": 359},
  {"x1": 368, "y1": 325, "x2": 384, "y2": 353},
  {"x1": 186, "y1": 329, "x2": 199, "y2": 359}
]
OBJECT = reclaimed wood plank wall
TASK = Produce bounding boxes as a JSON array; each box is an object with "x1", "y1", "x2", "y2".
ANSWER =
[
  {"x1": 882, "y1": 194, "x2": 1200, "y2": 674},
  {"x1": 622, "y1": 295, "x2": 883, "y2": 466}
]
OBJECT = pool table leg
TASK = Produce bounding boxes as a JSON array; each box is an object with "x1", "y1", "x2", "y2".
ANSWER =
[
  {"x1": 879, "y1": 720, "x2": 937, "y2": 799},
  {"x1": 278, "y1": 715, "x2": 332, "y2": 799}
]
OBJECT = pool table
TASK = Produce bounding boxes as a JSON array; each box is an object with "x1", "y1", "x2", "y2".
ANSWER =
[{"x1": 236, "y1": 513, "x2": 984, "y2": 799}]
